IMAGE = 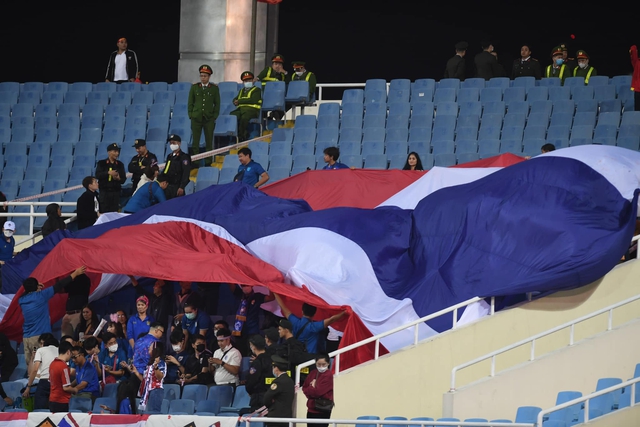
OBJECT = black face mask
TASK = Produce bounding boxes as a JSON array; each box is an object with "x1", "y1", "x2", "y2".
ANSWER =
[{"x1": 196, "y1": 344, "x2": 205, "y2": 353}]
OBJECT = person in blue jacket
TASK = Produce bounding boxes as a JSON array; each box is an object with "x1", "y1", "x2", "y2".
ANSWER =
[{"x1": 123, "y1": 174, "x2": 169, "y2": 213}]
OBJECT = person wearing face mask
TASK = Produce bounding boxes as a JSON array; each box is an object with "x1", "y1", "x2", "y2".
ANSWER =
[
  {"x1": 245, "y1": 335, "x2": 272, "y2": 411},
  {"x1": 208, "y1": 327, "x2": 242, "y2": 385},
  {"x1": 164, "y1": 329, "x2": 191, "y2": 386},
  {"x1": 290, "y1": 61, "x2": 317, "y2": 102},
  {"x1": 302, "y1": 355, "x2": 334, "y2": 427},
  {"x1": 263, "y1": 354, "x2": 295, "y2": 427},
  {"x1": 162, "y1": 134, "x2": 192, "y2": 200},
  {"x1": 19, "y1": 265, "x2": 86, "y2": 376},
  {"x1": 0, "y1": 221, "x2": 16, "y2": 271},
  {"x1": 572, "y1": 50, "x2": 598, "y2": 84},
  {"x1": 188, "y1": 64, "x2": 220, "y2": 159},
  {"x1": 181, "y1": 300, "x2": 211, "y2": 347},
  {"x1": 257, "y1": 54, "x2": 289, "y2": 121},
  {"x1": 99, "y1": 332, "x2": 127, "y2": 384},
  {"x1": 182, "y1": 334, "x2": 213, "y2": 385},
  {"x1": 560, "y1": 43, "x2": 577, "y2": 75},
  {"x1": 230, "y1": 71, "x2": 262, "y2": 142},
  {"x1": 474, "y1": 41, "x2": 506, "y2": 80},
  {"x1": 545, "y1": 46, "x2": 571, "y2": 85}
]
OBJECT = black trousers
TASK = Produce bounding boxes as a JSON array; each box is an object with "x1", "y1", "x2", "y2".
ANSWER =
[
  {"x1": 99, "y1": 190, "x2": 121, "y2": 213},
  {"x1": 34, "y1": 379, "x2": 50, "y2": 409},
  {"x1": 307, "y1": 410, "x2": 332, "y2": 427},
  {"x1": 49, "y1": 401, "x2": 69, "y2": 413},
  {"x1": 635, "y1": 92, "x2": 640, "y2": 112}
]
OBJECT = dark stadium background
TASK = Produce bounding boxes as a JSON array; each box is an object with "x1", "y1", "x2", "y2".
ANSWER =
[{"x1": 0, "y1": 1, "x2": 634, "y2": 85}]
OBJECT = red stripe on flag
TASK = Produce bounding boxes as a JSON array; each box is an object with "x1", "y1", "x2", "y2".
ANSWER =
[
  {"x1": 0, "y1": 412, "x2": 28, "y2": 421},
  {"x1": 90, "y1": 414, "x2": 149, "y2": 425}
]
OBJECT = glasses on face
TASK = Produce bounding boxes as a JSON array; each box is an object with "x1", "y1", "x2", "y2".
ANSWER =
[
  {"x1": 71, "y1": 355, "x2": 78, "y2": 360},
  {"x1": 156, "y1": 329, "x2": 165, "y2": 335}
]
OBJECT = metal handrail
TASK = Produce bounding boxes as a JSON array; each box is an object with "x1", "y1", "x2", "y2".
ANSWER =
[
  {"x1": 295, "y1": 296, "x2": 495, "y2": 385},
  {"x1": 316, "y1": 82, "x2": 366, "y2": 101},
  {"x1": 536, "y1": 376, "x2": 640, "y2": 425},
  {"x1": 450, "y1": 293, "x2": 640, "y2": 391},
  {"x1": 244, "y1": 417, "x2": 534, "y2": 427},
  {"x1": 0, "y1": 202, "x2": 77, "y2": 237}
]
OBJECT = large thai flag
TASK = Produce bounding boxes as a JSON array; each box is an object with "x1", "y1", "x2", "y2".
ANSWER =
[{"x1": 0, "y1": 146, "x2": 638, "y2": 370}]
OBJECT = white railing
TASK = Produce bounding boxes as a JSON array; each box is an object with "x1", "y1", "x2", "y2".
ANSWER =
[
  {"x1": 295, "y1": 296, "x2": 495, "y2": 385},
  {"x1": 0, "y1": 202, "x2": 77, "y2": 238},
  {"x1": 449, "y1": 293, "x2": 640, "y2": 391},
  {"x1": 244, "y1": 417, "x2": 534, "y2": 427},
  {"x1": 537, "y1": 377, "x2": 640, "y2": 425},
  {"x1": 316, "y1": 82, "x2": 366, "y2": 101}
]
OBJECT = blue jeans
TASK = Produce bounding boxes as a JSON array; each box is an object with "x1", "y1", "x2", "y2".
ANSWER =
[{"x1": 146, "y1": 388, "x2": 163, "y2": 413}]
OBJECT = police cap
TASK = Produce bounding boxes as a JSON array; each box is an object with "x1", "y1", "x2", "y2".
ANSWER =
[
  {"x1": 292, "y1": 61, "x2": 306, "y2": 69},
  {"x1": 576, "y1": 50, "x2": 589, "y2": 59},
  {"x1": 133, "y1": 138, "x2": 146, "y2": 148},
  {"x1": 271, "y1": 355, "x2": 288, "y2": 366},
  {"x1": 199, "y1": 64, "x2": 213, "y2": 75},
  {"x1": 271, "y1": 54, "x2": 285, "y2": 63},
  {"x1": 455, "y1": 41, "x2": 468, "y2": 51},
  {"x1": 106, "y1": 143, "x2": 120, "y2": 152},
  {"x1": 241, "y1": 71, "x2": 254, "y2": 81},
  {"x1": 551, "y1": 46, "x2": 563, "y2": 57},
  {"x1": 279, "y1": 319, "x2": 293, "y2": 332},
  {"x1": 167, "y1": 134, "x2": 182, "y2": 143}
]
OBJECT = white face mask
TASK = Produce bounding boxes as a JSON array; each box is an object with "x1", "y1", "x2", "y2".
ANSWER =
[
  {"x1": 578, "y1": 62, "x2": 588, "y2": 69},
  {"x1": 295, "y1": 71, "x2": 304, "y2": 76},
  {"x1": 244, "y1": 82, "x2": 253, "y2": 88},
  {"x1": 316, "y1": 366, "x2": 329, "y2": 373},
  {"x1": 3, "y1": 230, "x2": 13, "y2": 238},
  {"x1": 108, "y1": 344, "x2": 118, "y2": 352},
  {"x1": 172, "y1": 344, "x2": 182, "y2": 352},
  {"x1": 169, "y1": 144, "x2": 180, "y2": 152}
]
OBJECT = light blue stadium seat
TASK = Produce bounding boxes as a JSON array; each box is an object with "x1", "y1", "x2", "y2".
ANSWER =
[
  {"x1": 599, "y1": 99, "x2": 621, "y2": 114},
  {"x1": 458, "y1": 101, "x2": 482, "y2": 118},
  {"x1": 500, "y1": 139, "x2": 522, "y2": 154},
  {"x1": 478, "y1": 123, "x2": 501, "y2": 141},
  {"x1": 87, "y1": 91, "x2": 110, "y2": 106},
  {"x1": 552, "y1": 99, "x2": 575, "y2": 116},
  {"x1": 433, "y1": 88, "x2": 457, "y2": 104},
  {"x1": 171, "y1": 82, "x2": 192, "y2": 92},
  {"x1": 432, "y1": 125, "x2": 455, "y2": 143},
  {"x1": 47, "y1": 166, "x2": 70, "y2": 182},
  {"x1": 293, "y1": 128, "x2": 316, "y2": 147},
  {"x1": 457, "y1": 152, "x2": 480, "y2": 164},
  {"x1": 434, "y1": 153, "x2": 456, "y2": 167},
  {"x1": 132, "y1": 91, "x2": 154, "y2": 106},
  {"x1": 81, "y1": 104, "x2": 104, "y2": 120},
  {"x1": 480, "y1": 87, "x2": 503, "y2": 104},
  {"x1": 431, "y1": 139, "x2": 454, "y2": 154},
  {"x1": 19, "y1": 90, "x2": 41, "y2": 105},
  {"x1": 530, "y1": 100, "x2": 553, "y2": 118},
  {"x1": 117, "y1": 82, "x2": 141, "y2": 92},
  {"x1": 68, "y1": 81, "x2": 92, "y2": 94},
  {"x1": 293, "y1": 114, "x2": 317, "y2": 130},
  {"x1": 505, "y1": 100, "x2": 528, "y2": 116},
  {"x1": 92, "y1": 397, "x2": 117, "y2": 414},
  {"x1": 169, "y1": 398, "x2": 195, "y2": 415},
  {"x1": 341, "y1": 154, "x2": 362, "y2": 168},
  {"x1": 387, "y1": 102, "x2": 411, "y2": 120},
  {"x1": 285, "y1": 80, "x2": 311, "y2": 106},
  {"x1": 548, "y1": 86, "x2": 570, "y2": 102},
  {"x1": 269, "y1": 140, "x2": 292, "y2": 156},
  {"x1": 318, "y1": 102, "x2": 340, "y2": 117},
  {"x1": 501, "y1": 125, "x2": 524, "y2": 143},
  {"x1": 456, "y1": 139, "x2": 478, "y2": 153},
  {"x1": 105, "y1": 104, "x2": 126, "y2": 120},
  {"x1": 174, "y1": 90, "x2": 189, "y2": 105},
  {"x1": 411, "y1": 101, "x2": 434, "y2": 119},
  {"x1": 570, "y1": 125, "x2": 594, "y2": 143},
  {"x1": 571, "y1": 86, "x2": 594, "y2": 102},
  {"x1": 146, "y1": 82, "x2": 169, "y2": 92},
  {"x1": 35, "y1": 105, "x2": 58, "y2": 122},
  {"x1": 564, "y1": 76, "x2": 585, "y2": 87},
  {"x1": 527, "y1": 86, "x2": 549, "y2": 102},
  {"x1": 318, "y1": 114, "x2": 339, "y2": 130},
  {"x1": 387, "y1": 88, "x2": 410, "y2": 105},
  {"x1": 573, "y1": 111, "x2": 596, "y2": 128},
  {"x1": 339, "y1": 127, "x2": 362, "y2": 146},
  {"x1": 293, "y1": 154, "x2": 316, "y2": 170},
  {"x1": 435, "y1": 101, "x2": 458, "y2": 117},
  {"x1": 69, "y1": 165, "x2": 93, "y2": 184},
  {"x1": 269, "y1": 154, "x2": 293, "y2": 170},
  {"x1": 154, "y1": 90, "x2": 176, "y2": 106},
  {"x1": 408, "y1": 128, "x2": 431, "y2": 148},
  {"x1": 593, "y1": 85, "x2": 616, "y2": 102},
  {"x1": 0, "y1": 82, "x2": 19, "y2": 93},
  {"x1": 181, "y1": 384, "x2": 208, "y2": 406},
  {"x1": 96, "y1": 82, "x2": 118, "y2": 93},
  {"x1": 503, "y1": 113, "x2": 526, "y2": 129},
  {"x1": 217, "y1": 168, "x2": 237, "y2": 185},
  {"x1": 523, "y1": 125, "x2": 547, "y2": 141},
  {"x1": 478, "y1": 139, "x2": 500, "y2": 157},
  {"x1": 110, "y1": 91, "x2": 132, "y2": 105},
  {"x1": 539, "y1": 77, "x2": 562, "y2": 87},
  {"x1": 41, "y1": 91, "x2": 64, "y2": 105},
  {"x1": 411, "y1": 79, "x2": 435, "y2": 102},
  {"x1": 464, "y1": 418, "x2": 487, "y2": 423},
  {"x1": 292, "y1": 140, "x2": 315, "y2": 156},
  {"x1": 195, "y1": 399, "x2": 219, "y2": 416},
  {"x1": 35, "y1": 128, "x2": 57, "y2": 144},
  {"x1": 266, "y1": 167, "x2": 290, "y2": 182},
  {"x1": 0, "y1": 92, "x2": 18, "y2": 105},
  {"x1": 388, "y1": 154, "x2": 407, "y2": 169},
  {"x1": 457, "y1": 88, "x2": 479, "y2": 103},
  {"x1": 248, "y1": 141, "x2": 269, "y2": 157},
  {"x1": 315, "y1": 128, "x2": 339, "y2": 149},
  {"x1": 587, "y1": 75, "x2": 609, "y2": 86},
  {"x1": 218, "y1": 384, "x2": 251, "y2": 414},
  {"x1": 63, "y1": 91, "x2": 87, "y2": 105},
  {"x1": 436, "y1": 417, "x2": 459, "y2": 424},
  {"x1": 362, "y1": 140, "x2": 385, "y2": 158},
  {"x1": 102, "y1": 127, "x2": 124, "y2": 143},
  {"x1": 513, "y1": 76, "x2": 536, "y2": 89},
  {"x1": 503, "y1": 87, "x2": 526, "y2": 105}
]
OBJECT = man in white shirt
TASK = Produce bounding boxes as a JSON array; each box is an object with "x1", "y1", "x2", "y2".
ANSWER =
[
  {"x1": 23, "y1": 333, "x2": 59, "y2": 409},
  {"x1": 209, "y1": 328, "x2": 242, "y2": 385},
  {"x1": 105, "y1": 37, "x2": 139, "y2": 83}
]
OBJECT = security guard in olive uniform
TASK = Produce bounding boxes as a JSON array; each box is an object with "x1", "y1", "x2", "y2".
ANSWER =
[
  {"x1": 263, "y1": 355, "x2": 294, "y2": 427},
  {"x1": 290, "y1": 61, "x2": 317, "y2": 102},
  {"x1": 257, "y1": 54, "x2": 289, "y2": 89},
  {"x1": 188, "y1": 64, "x2": 220, "y2": 160},
  {"x1": 545, "y1": 46, "x2": 571, "y2": 85},
  {"x1": 560, "y1": 43, "x2": 577, "y2": 75},
  {"x1": 128, "y1": 139, "x2": 158, "y2": 191},
  {"x1": 230, "y1": 71, "x2": 262, "y2": 142},
  {"x1": 163, "y1": 134, "x2": 192, "y2": 200},
  {"x1": 573, "y1": 50, "x2": 598, "y2": 84},
  {"x1": 245, "y1": 335, "x2": 273, "y2": 412}
]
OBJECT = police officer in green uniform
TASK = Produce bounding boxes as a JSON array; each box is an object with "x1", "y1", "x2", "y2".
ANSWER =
[
  {"x1": 263, "y1": 355, "x2": 294, "y2": 427},
  {"x1": 257, "y1": 54, "x2": 289, "y2": 89},
  {"x1": 162, "y1": 134, "x2": 192, "y2": 200},
  {"x1": 290, "y1": 61, "x2": 317, "y2": 102},
  {"x1": 573, "y1": 50, "x2": 598, "y2": 84},
  {"x1": 188, "y1": 64, "x2": 220, "y2": 162},
  {"x1": 545, "y1": 46, "x2": 571, "y2": 85},
  {"x1": 230, "y1": 71, "x2": 262, "y2": 142},
  {"x1": 560, "y1": 43, "x2": 577, "y2": 75},
  {"x1": 128, "y1": 139, "x2": 158, "y2": 191}
]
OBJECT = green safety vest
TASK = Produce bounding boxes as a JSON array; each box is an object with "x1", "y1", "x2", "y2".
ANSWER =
[
  {"x1": 236, "y1": 87, "x2": 262, "y2": 109},
  {"x1": 545, "y1": 64, "x2": 568, "y2": 79},
  {"x1": 261, "y1": 68, "x2": 281, "y2": 86},
  {"x1": 573, "y1": 66, "x2": 595, "y2": 84}
]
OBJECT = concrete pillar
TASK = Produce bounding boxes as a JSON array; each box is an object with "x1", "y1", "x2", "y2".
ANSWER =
[{"x1": 178, "y1": 0, "x2": 268, "y2": 84}]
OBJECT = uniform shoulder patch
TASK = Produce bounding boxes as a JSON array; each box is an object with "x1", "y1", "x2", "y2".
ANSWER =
[
  {"x1": 270, "y1": 383, "x2": 277, "y2": 390},
  {"x1": 249, "y1": 367, "x2": 256, "y2": 374},
  {"x1": 183, "y1": 159, "x2": 188, "y2": 165}
]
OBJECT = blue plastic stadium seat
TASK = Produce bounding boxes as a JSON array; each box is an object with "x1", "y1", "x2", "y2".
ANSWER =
[{"x1": 169, "y1": 398, "x2": 195, "y2": 415}]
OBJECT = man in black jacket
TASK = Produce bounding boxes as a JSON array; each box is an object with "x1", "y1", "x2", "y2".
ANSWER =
[
  {"x1": 76, "y1": 176, "x2": 100, "y2": 230},
  {"x1": 511, "y1": 45, "x2": 542, "y2": 80},
  {"x1": 246, "y1": 335, "x2": 273, "y2": 412},
  {"x1": 163, "y1": 135, "x2": 192, "y2": 200},
  {"x1": 95, "y1": 143, "x2": 126, "y2": 213},
  {"x1": 263, "y1": 355, "x2": 294, "y2": 427},
  {"x1": 444, "y1": 41, "x2": 468, "y2": 80},
  {"x1": 128, "y1": 139, "x2": 158, "y2": 191},
  {"x1": 475, "y1": 41, "x2": 506, "y2": 80},
  {"x1": 105, "y1": 37, "x2": 139, "y2": 83}
]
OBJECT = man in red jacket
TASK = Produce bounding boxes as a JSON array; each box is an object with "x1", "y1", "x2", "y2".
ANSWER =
[{"x1": 630, "y1": 45, "x2": 640, "y2": 111}]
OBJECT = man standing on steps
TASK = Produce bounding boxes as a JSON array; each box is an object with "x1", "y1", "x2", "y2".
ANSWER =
[
  {"x1": 163, "y1": 134, "x2": 192, "y2": 200},
  {"x1": 188, "y1": 64, "x2": 220, "y2": 164}
]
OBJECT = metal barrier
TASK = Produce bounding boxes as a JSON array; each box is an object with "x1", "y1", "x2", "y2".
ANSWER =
[
  {"x1": 0, "y1": 202, "x2": 77, "y2": 239},
  {"x1": 295, "y1": 296, "x2": 495, "y2": 385},
  {"x1": 316, "y1": 82, "x2": 366, "y2": 102},
  {"x1": 537, "y1": 376, "x2": 640, "y2": 425},
  {"x1": 244, "y1": 416, "x2": 534, "y2": 427},
  {"x1": 449, "y1": 291, "x2": 640, "y2": 391}
]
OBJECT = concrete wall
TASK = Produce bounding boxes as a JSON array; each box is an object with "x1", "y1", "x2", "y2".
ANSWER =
[
  {"x1": 582, "y1": 404, "x2": 640, "y2": 426},
  {"x1": 444, "y1": 319, "x2": 640, "y2": 420},
  {"x1": 178, "y1": 0, "x2": 267, "y2": 83},
  {"x1": 305, "y1": 258, "x2": 640, "y2": 420}
]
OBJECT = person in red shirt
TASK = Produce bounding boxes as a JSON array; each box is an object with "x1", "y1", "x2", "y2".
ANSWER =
[
  {"x1": 630, "y1": 45, "x2": 640, "y2": 111},
  {"x1": 48, "y1": 341, "x2": 78, "y2": 412},
  {"x1": 302, "y1": 355, "x2": 334, "y2": 427}
]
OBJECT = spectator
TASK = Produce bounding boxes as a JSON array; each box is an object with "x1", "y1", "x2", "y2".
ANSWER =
[
  {"x1": 41, "y1": 203, "x2": 66, "y2": 237},
  {"x1": 95, "y1": 143, "x2": 127, "y2": 213},
  {"x1": 322, "y1": 147, "x2": 349, "y2": 170},
  {"x1": 129, "y1": 276, "x2": 174, "y2": 331},
  {"x1": 106, "y1": 320, "x2": 133, "y2": 359},
  {"x1": 165, "y1": 328, "x2": 191, "y2": 386},
  {"x1": 116, "y1": 380, "x2": 137, "y2": 414},
  {"x1": 541, "y1": 143, "x2": 556, "y2": 153},
  {"x1": 188, "y1": 65, "x2": 220, "y2": 157},
  {"x1": 275, "y1": 319, "x2": 313, "y2": 375},
  {"x1": 209, "y1": 319, "x2": 230, "y2": 353},
  {"x1": 263, "y1": 327, "x2": 280, "y2": 358},
  {"x1": 83, "y1": 336, "x2": 104, "y2": 380},
  {"x1": 0, "y1": 333, "x2": 18, "y2": 405},
  {"x1": 71, "y1": 346, "x2": 100, "y2": 401},
  {"x1": 257, "y1": 54, "x2": 289, "y2": 119},
  {"x1": 0, "y1": 191, "x2": 7, "y2": 230},
  {"x1": 99, "y1": 332, "x2": 127, "y2": 384},
  {"x1": 402, "y1": 152, "x2": 424, "y2": 171},
  {"x1": 182, "y1": 299, "x2": 211, "y2": 346},
  {"x1": 230, "y1": 71, "x2": 262, "y2": 142},
  {"x1": 302, "y1": 354, "x2": 334, "y2": 427},
  {"x1": 182, "y1": 334, "x2": 213, "y2": 385},
  {"x1": 116, "y1": 310, "x2": 128, "y2": 337},
  {"x1": 0, "y1": 221, "x2": 16, "y2": 266},
  {"x1": 444, "y1": 41, "x2": 468, "y2": 80},
  {"x1": 573, "y1": 50, "x2": 597, "y2": 84},
  {"x1": 19, "y1": 266, "x2": 86, "y2": 372},
  {"x1": 290, "y1": 61, "x2": 317, "y2": 101},
  {"x1": 61, "y1": 273, "x2": 91, "y2": 338},
  {"x1": 127, "y1": 295, "x2": 155, "y2": 350},
  {"x1": 511, "y1": 45, "x2": 542, "y2": 80},
  {"x1": 273, "y1": 295, "x2": 346, "y2": 355},
  {"x1": 48, "y1": 341, "x2": 77, "y2": 413},
  {"x1": 560, "y1": 43, "x2": 577, "y2": 75},
  {"x1": 130, "y1": 322, "x2": 164, "y2": 377},
  {"x1": 76, "y1": 176, "x2": 100, "y2": 230},
  {"x1": 245, "y1": 335, "x2": 272, "y2": 411},
  {"x1": 123, "y1": 174, "x2": 169, "y2": 213},
  {"x1": 263, "y1": 354, "x2": 295, "y2": 427},
  {"x1": 631, "y1": 45, "x2": 640, "y2": 111},
  {"x1": 132, "y1": 164, "x2": 159, "y2": 196},
  {"x1": 475, "y1": 41, "x2": 506, "y2": 80},
  {"x1": 132, "y1": 341, "x2": 166, "y2": 413},
  {"x1": 208, "y1": 327, "x2": 242, "y2": 386},
  {"x1": 128, "y1": 139, "x2": 158, "y2": 192},
  {"x1": 235, "y1": 147, "x2": 269, "y2": 188},
  {"x1": 230, "y1": 284, "x2": 273, "y2": 356},
  {"x1": 545, "y1": 46, "x2": 571, "y2": 85},
  {"x1": 74, "y1": 304, "x2": 100, "y2": 343},
  {"x1": 105, "y1": 37, "x2": 139, "y2": 83},
  {"x1": 163, "y1": 134, "x2": 192, "y2": 199},
  {"x1": 173, "y1": 281, "x2": 200, "y2": 329},
  {"x1": 22, "y1": 333, "x2": 58, "y2": 408}
]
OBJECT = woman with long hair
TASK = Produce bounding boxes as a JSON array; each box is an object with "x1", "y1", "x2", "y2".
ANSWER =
[
  {"x1": 74, "y1": 304, "x2": 100, "y2": 342},
  {"x1": 41, "y1": 203, "x2": 66, "y2": 237},
  {"x1": 402, "y1": 152, "x2": 424, "y2": 171},
  {"x1": 106, "y1": 321, "x2": 133, "y2": 359},
  {"x1": 132, "y1": 341, "x2": 166, "y2": 413},
  {"x1": 116, "y1": 310, "x2": 128, "y2": 337}
]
